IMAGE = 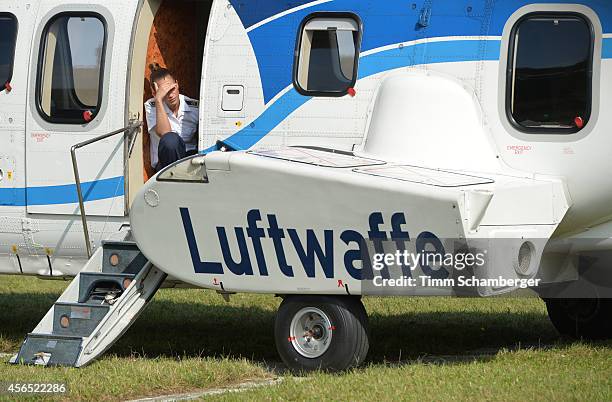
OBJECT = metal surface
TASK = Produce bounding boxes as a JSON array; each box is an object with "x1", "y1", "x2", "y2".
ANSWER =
[
  {"x1": 102, "y1": 241, "x2": 147, "y2": 274},
  {"x1": 77, "y1": 272, "x2": 135, "y2": 304},
  {"x1": 71, "y1": 121, "x2": 142, "y2": 258},
  {"x1": 16, "y1": 334, "x2": 83, "y2": 367},
  {"x1": 13, "y1": 241, "x2": 166, "y2": 367},
  {"x1": 53, "y1": 303, "x2": 111, "y2": 337},
  {"x1": 289, "y1": 307, "x2": 333, "y2": 359}
]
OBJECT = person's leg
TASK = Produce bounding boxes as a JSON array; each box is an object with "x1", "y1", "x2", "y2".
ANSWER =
[{"x1": 157, "y1": 132, "x2": 186, "y2": 171}]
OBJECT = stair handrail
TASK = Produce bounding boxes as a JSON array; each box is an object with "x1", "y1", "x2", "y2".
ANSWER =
[{"x1": 71, "y1": 121, "x2": 143, "y2": 258}]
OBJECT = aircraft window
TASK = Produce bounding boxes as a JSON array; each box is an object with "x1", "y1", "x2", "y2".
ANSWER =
[
  {"x1": 508, "y1": 14, "x2": 593, "y2": 133},
  {"x1": 294, "y1": 14, "x2": 362, "y2": 96},
  {"x1": 0, "y1": 13, "x2": 17, "y2": 88},
  {"x1": 37, "y1": 14, "x2": 106, "y2": 124}
]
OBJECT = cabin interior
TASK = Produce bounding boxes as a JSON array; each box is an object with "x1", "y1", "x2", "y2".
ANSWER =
[{"x1": 127, "y1": 0, "x2": 213, "y2": 201}]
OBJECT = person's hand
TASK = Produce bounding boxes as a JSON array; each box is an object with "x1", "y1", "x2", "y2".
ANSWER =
[{"x1": 154, "y1": 81, "x2": 178, "y2": 102}]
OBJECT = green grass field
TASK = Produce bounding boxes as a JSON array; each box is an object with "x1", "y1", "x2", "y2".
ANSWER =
[{"x1": 0, "y1": 275, "x2": 610, "y2": 401}]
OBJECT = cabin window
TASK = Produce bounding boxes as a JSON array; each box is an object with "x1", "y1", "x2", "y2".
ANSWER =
[
  {"x1": 294, "y1": 14, "x2": 362, "y2": 96},
  {"x1": 507, "y1": 14, "x2": 593, "y2": 133},
  {"x1": 36, "y1": 14, "x2": 106, "y2": 124},
  {"x1": 0, "y1": 13, "x2": 17, "y2": 88}
]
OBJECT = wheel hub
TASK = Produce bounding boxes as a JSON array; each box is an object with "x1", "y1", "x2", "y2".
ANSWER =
[{"x1": 289, "y1": 307, "x2": 333, "y2": 359}]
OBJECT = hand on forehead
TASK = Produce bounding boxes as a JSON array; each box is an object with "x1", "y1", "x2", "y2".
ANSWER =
[{"x1": 157, "y1": 76, "x2": 177, "y2": 86}]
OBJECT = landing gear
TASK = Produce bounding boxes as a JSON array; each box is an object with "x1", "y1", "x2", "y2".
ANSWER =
[
  {"x1": 275, "y1": 295, "x2": 369, "y2": 372},
  {"x1": 544, "y1": 298, "x2": 612, "y2": 340}
]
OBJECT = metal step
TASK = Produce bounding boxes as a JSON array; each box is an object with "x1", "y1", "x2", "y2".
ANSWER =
[
  {"x1": 13, "y1": 240, "x2": 167, "y2": 367},
  {"x1": 52, "y1": 303, "x2": 110, "y2": 337},
  {"x1": 78, "y1": 272, "x2": 135, "y2": 304},
  {"x1": 102, "y1": 241, "x2": 148, "y2": 274},
  {"x1": 16, "y1": 333, "x2": 83, "y2": 366}
]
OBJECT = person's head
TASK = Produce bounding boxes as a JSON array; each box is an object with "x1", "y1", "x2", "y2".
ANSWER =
[{"x1": 150, "y1": 65, "x2": 180, "y2": 109}]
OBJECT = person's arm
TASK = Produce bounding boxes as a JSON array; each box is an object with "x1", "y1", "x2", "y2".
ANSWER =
[
  {"x1": 152, "y1": 82, "x2": 177, "y2": 136},
  {"x1": 155, "y1": 102, "x2": 172, "y2": 136}
]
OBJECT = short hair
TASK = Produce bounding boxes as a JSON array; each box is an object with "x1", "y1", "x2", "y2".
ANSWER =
[{"x1": 149, "y1": 63, "x2": 175, "y2": 86}]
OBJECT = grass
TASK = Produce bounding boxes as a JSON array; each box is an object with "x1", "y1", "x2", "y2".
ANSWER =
[
  {"x1": 0, "y1": 275, "x2": 610, "y2": 401},
  {"x1": 209, "y1": 344, "x2": 612, "y2": 401}
]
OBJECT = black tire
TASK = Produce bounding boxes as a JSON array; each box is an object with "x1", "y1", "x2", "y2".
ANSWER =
[
  {"x1": 274, "y1": 295, "x2": 369, "y2": 372},
  {"x1": 545, "y1": 298, "x2": 612, "y2": 340}
]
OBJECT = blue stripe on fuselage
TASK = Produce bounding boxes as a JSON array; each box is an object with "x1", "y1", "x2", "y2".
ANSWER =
[
  {"x1": 229, "y1": 0, "x2": 317, "y2": 30},
  {"x1": 211, "y1": 88, "x2": 310, "y2": 152},
  {"x1": 215, "y1": 38, "x2": 501, "y2": 151},
  {"x1": 603, "y1": 37, "x2": 612, "y2": 58},
  {"x1": 213, "y1": 36, "x2": 612, "y2": 152},
  {"x1": 233, "y1": 0, "x2": 612, "y2": 37},
  {"x1": 235, "y1": 0, "x2": 612, "y2": 103},
  {"x1": 0, "y1": 176, "x2": 125, "y2": 207},
  {"x1": 358, "y1": 39, "x2": 501, "y2": 78}
]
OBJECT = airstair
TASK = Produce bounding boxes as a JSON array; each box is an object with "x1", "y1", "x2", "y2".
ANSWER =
[{"x1": 11, "y1": 240, "x2": 166, "y2": 367}]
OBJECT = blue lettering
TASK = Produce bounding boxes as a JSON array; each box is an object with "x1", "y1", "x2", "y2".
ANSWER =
[
  {"x1": 368, "y1": 212, "x2": 390, "y2": 279},
  {"x1": 288, "y1": 229, "x2": 334, "y2": 278},
  {"x1": 391, "y1": 212, "x2": 412, "y2": 277},
  {"x1": 267, "y1": 214, "x2": 293, "y2": 277},
  {"x1": 179, "y1": 208, "x2": 224, "y2": 274},
  {"x1": 368, "y1": 212, "x2": 388, "y2": 242},
  {"x1": 217, "y1": 227, "x2": 253, "y2": 276},
  {"x1": 246, "y1": 209, "x2": 268, "y2": 276},
  {"x1": 340, "y1": 230, "x2": 369, "y2": 280},
  {"x1": 180, "y1": 208, "x2": 444, "y2": 281}
]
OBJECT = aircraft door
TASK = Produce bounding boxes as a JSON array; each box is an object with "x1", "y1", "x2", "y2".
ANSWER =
[
  {"x1": 24, "y1": 2, "x2": 138, "y2": 216},
  {"x1": 0, "y1": 2, "x2": 39, "y2": 207}
]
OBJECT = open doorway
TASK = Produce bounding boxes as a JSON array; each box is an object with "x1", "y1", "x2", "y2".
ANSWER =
[
  {"x1": 142, "y1": 0, "x2": 213, "y2": 179},
  {"x1": 140, "y1": 0, "x2": 213, "y2": 180}
]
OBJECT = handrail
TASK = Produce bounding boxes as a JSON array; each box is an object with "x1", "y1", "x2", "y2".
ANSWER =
[{"x1": 71, "y1": 121, "x2": 143, "y2": 258}]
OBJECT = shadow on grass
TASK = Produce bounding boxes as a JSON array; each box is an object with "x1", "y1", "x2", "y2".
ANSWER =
[{"x1": 1, "y1": 291, "x2": 607, "y2": 367}]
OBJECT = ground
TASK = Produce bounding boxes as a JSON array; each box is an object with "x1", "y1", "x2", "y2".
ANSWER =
[{"x1": 0, "y1": 275, "x2": 610, "y2": 401}]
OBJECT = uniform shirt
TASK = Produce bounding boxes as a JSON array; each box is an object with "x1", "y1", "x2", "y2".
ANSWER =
[{"x1": 144, "y1": 94, "x2": 199, "y2": 168}]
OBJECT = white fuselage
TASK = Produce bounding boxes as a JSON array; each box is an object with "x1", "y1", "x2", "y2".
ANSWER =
[{"x1": 2, "y1": 0, "x2": 612, "y2": 284}]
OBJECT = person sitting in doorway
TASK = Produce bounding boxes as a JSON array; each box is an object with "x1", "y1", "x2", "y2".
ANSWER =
[{"x1": 144, "y1": 64, "x2": 199, "y2": 171}]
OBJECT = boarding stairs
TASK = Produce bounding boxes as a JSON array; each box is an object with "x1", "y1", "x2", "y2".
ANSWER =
[{"x1": 11, "y1": 241, "x2": 166, "y2": 367}]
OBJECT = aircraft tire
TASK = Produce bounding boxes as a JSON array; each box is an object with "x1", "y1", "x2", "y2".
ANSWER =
[
  {"x1": 544, "y1": 298, "x2": 612, "y2": 340},
  {"x1": 275, "y1": 295, "x2": 369, "y2": 372}
]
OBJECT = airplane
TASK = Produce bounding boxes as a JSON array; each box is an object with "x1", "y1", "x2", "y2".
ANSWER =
[{"x1": 1, "y1": 0, "x2": 611, "y2": 372}]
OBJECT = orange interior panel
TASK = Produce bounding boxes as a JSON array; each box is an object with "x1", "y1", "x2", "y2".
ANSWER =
[{"x1": 142, "y1": 1, "x2": 202, "y2": 180}]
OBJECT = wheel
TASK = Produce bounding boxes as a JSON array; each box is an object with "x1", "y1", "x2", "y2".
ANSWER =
[
  {"x1": 274, "y1": 295, "x2": 369, "y2": 372},
  {"x1": 545, "y1": 298, "x2": 612, "y2": 340}
]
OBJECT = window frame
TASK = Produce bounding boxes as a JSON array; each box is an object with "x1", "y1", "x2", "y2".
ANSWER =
[
  {"x1": 505, "y1": 12, "x2": 595, "y2": 135},
  {"x1": 35, "y1": 11, "x2": 108, "y2": 125},
  {"x1": 0, "y1": 12, "x2": 18, "y2": 88},
  {"x1": 292, "y1": 12, "x2": 363, "y2": 98}
]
